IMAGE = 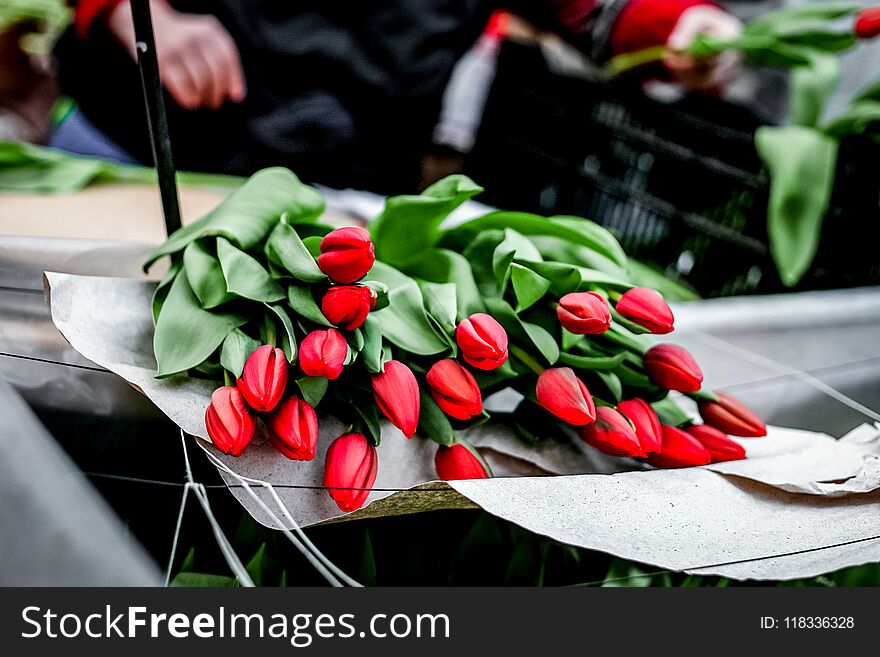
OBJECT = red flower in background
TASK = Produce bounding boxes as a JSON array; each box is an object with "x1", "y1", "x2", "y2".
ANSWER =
[
  {"x1": 686, "y1": 424, "x2": 746, "y2": 463},
  {"x1": 426, "y1": 359, "x2": 483, "y2": 420},
  {"x1": 236, "y1": 345, "x2": 288, "y2": 412},
  {"x1": 324, "y1": 433, "x2": 378, "y2": 512},
  {"x1": 321, "y1": 285, "x2": 376, "y2": 331},
  {"x1": 615, "y1": 287, "x2": 674, "y2": 334},
  {"x1": 266, "y1": 395, "x2": 318, "y2": 461},
  {"x1": 643, "y1": 344, "x2": 703, "y2": 392},
  {"x1": 618, "y1": 398, "x2": 662, "y2": 453},
  {"x1": 648, "y1": 425, "x2": 712, "y2": 469},
  {"x1": 455, "y1": 313, "x2": 509, "y2": 370},
  {"x1": 536, "y1": 367, "x2": 596, "y2": 426},
  {"x1": 318, "y1": 227, "x2": 375, "y2": 284},
  {"x1": 205, "y1": 386, "x2": 256, "y2": 457},
  {"x1": 856, "y1": 7, "x2": 880, "y2": 39},
  {"x1": 556, "y1": 292, "x2": 611, "y2": 335},
  {"x1": 580, "y1": 406, "x2": 647, "y2": 458},
  {"x1": 435, "y1": 444, "x2": 490, "y2": 481},
  {"x1": 299, "y1": 329, "x2": 348, "y2": 380},
  {"x1": 372, "y1": 360, "x2": 420, "y2": 438},
  {"x1": 697, "y1": 391, "x2": 766, "y2": 437}
]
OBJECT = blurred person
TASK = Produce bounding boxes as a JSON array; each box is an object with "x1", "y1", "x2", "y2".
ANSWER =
[{"x1": 56, "y1": 1, "x2": 741, "y2": 193}]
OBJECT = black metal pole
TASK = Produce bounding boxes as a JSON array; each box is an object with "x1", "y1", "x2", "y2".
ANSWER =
[{"x1": 130, "y1": 0, "x2": 182, "y2": 236}]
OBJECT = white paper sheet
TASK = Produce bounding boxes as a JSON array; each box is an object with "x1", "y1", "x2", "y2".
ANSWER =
[{"x1": 46, "y1": 272, "x2": 880, "y2": 579}]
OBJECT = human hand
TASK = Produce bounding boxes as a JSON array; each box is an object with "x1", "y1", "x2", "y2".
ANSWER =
[
  {"x1": 665, "y1": 5, "x2": 743, "y2": 92},
  {"x1": 105, "y1": 0, "x2": 245, "y2": 110}
]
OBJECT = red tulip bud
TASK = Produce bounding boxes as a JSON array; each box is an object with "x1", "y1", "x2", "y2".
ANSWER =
[
  {"x1": 648, "y1": 425, "x2": 711, "y2": 469},
  {"x1": 204, "y1": 386, "x2": 256, "y2": 457},
  {"x1": 317, "y1": 226, "x2": 375, "y2": 284},
  {"x1": 536, "y1": 367, "x2": 596, "y2": 426},
  {"x1": 321, "y1": 285, "x2": 377, "y2": 331},
  {"x1": 618, "y1": 398, "x2": 662, "y2": 454},
  {"x1": 697, "y1": 391, "x2": 766, "y2": 437},
  {"x1": 455, "y1": 313, "x2": 509, "y2": 370},
  {"x1": 856, "y1": 8, "x2": 880, "y2": 39},
  {"x1": 434, "y1": 444, "x2": 490, "y2": 480},
  {"x1": 236, "y1": 344, "x2": 288, "y2": 412},
  {"x1": 299, "y1": 329, "x2": 348, "y2": 380},
  {"x1": 556, "y1": 292, "x2": 611, "y2": 335},
  {"x1": 426, "y1": 359, "x2": 483, "y2": 421},
  {"x1": 686, "y1": 424, "x2": 746, "y2": 463},
  {"x1": 643, "y1": 344, "x2": 703, "y2": 392},
  {"x1": 266, "y1": 395, "x2": 318, "y2": 461},
  {"x1": 323, "y1": 432, "x2": 378, "y2": 512},
  {"x1": 372, "y1": 360, "x2": 420, "y2": 438},
  {"x1": 615, "y1": 287, "x2": 674, "y2": 334},
  {"x1": 580, "y1": 407, "x2": 647, "y2": 458}
]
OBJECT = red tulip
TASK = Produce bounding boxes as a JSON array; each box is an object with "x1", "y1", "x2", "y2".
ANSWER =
[
  {"x1": 321, "y1": 285, "x2": 377, "y2": 331},
  {"x1": 317, "y1": 226, "x2": 375, "y2": 284},
  {"x1": 536, "y1": 367, "x2": 596, "y2": 426},
  {"x1": 371, "y1": 360, "x2": 420, "y2": 438},
  {"x1": 648, "y1": 425, "x2": 711, "y2": 469},
  {"x1": 580, "y1": 407, "x2": 647, "y2": 458},
  {"x1": 697, "y1": 392, "x2": 766, "y2": 437},
  {"x1": 615, "y1": 287, "x2": 674, "y2": 334},
  {"x1": 236, "y1": 344, "x2": 288, "y2": 412},
  {"x1": 643, "y1": 344, "x2": 703, "y2": 392},
  {"x1": 618, "y1": 398, "x2": 662, "y2": 454},
  {"x1": 299, "y1": 329, "x2": 348, "y2": 380},
  {"x1": 323, "y1": 433, "x2": 378, "y2": 512},
  {"x1": 426, "y1": 359, "x2": 483, "y2": 421},
  {"x1": 686, "y1": 424, "x2": 746, "y2": 463},
  {"x1": 266, "y1": 395, "x2": 318, "y2": 461},
  {"x1": 455, "y1": 313, "x2": 509, "y2": 370},
  {"x1": 204, "y1": 386, "x2": 256, "y2": 457},
  {"x1": 856, "y1": 8, "x2": 880, "y2": 39},
  {"x1": 434, "y1": 444, "x2": 490, "y2": 480},
  {"x1": 556, "y1": 292, "x2": 611, "y2": 335}
]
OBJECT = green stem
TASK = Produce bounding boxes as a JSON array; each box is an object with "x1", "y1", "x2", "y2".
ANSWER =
[
  {"x1": 223, "y1": 370, "x2": 234, "y2": 387},
  {"x1": 510, "y1": 344, "x2": 546, "y2": 376},
  {"x1": 685, "y1": 388, "x2": 718, "y2": 403},
  {"x1": 264, "y1": 314, "x2": 277, "y2": 347},
  {"x1": 603, "y1": 328, "x2": 648, "y2": 355},
  {"x1": 605, "y1": 45, "x2": 668, "y2": 77}
]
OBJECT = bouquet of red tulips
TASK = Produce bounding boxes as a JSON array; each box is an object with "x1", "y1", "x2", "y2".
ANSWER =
[{"x1": 146, "y1": 168, "x2": 767, "y2": 513}]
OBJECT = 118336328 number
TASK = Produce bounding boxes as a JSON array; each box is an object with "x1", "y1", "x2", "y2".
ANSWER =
[{"x1": 783, "y1": 617, "x2": 854, "y2": 629}]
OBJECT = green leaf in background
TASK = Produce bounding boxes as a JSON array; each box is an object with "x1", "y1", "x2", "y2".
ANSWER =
[
  {"x1": 365, "y1": 262, "x2": 450, "y2": 355},
  {"x1": 220, "y1": 328, "x2": 261, "y2": 378},
  {"x1": 145, "y1": 167, "x2": 323, "y2": 269},
  {"x1": 403, "y1": 248, "x2": 486, "y2": 317},
  {"x1": 755, "y1": 125, "x2": 838, "y2": 286},
  {"x1": 651, "y1": 397, "x2": 694, "y2": 427},
  {"x1": 217, "y1": 237, "x2": 285, "y2": 302},
  {"x1": 0, "y1": 142, "x2": 109, "y2": 193},
  {"x1": 824, "y1": 98, "x2": 880, "y2": 139},
  {"x1": 182, "y1": 239, "x2": 233, "y2": 309},
  {"x1": 170, "y1": 573, "x2": 238, "y2": 588},
  {"x1": 549, "y1": 217, "x2": 628, "y2": 269},
  {"x1": 485, "y1": 297, "x2": 559, "y2": 365},
  {"x1": 153, "y1": 272, "x2": 247, "y2": 377},
  {"x1": 361, "y1": 316, "x2": 385, "y2": 374},
  {"x1": 296, "y1": 376, "x2": 328, "y2": 407},
  {"x1": 626, "y1": 259, "x2": 699, "y2": 302},
  {"x1": 352, "y1": 396, "x2": 382, "y2": 446},
  {"x1": 370, "y1": 174, "x2": 483, "y2": 268},
  {"x1": 745, "y1": 2, "x2": 860, "y2": 33},
  {"x1": 265, "y1": 221, "x2": 326, "y2": 283},
  {"x1": 418, "y1": 389, "x2": 456, "y2": 446},
  {"x1": 789, "y1": 51, "x2": 839, "y2": 128},
  {"x1": 288, "y1": 285, "x2": 333, "y2": 327},
  {"x1": 510, "y1": 263, "x2": 552, "y2": 312},
  {"x1": 265, "y1": 304, "x2": 297, "y2": 362},
  {"x1": 594, "y1": 370, "x2": 623, "y2": 404},
  {"x1": 245, "y1": 543, "x2": 267, "y2": 587}
]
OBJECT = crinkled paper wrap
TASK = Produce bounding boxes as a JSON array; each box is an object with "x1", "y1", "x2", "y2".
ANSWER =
[{"x1": 46, "y1": 272, "x2": 880, "y2": 580}]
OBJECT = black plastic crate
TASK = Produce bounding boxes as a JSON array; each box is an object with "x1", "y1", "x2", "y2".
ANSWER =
[{"x1": 466, "y1": 41, "x2": 880, "y2": 297}]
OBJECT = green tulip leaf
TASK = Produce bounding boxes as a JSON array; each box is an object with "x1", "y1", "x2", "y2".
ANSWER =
[
  {"x1": 510, "y1": 263, "x2": 552, "y2": 312},
  {"x1": 361, "y1": 316, "x2": 385, "y2": 374},
  {"x1": 484, "y1": 297, "x2": 559, "y2": 365},
  {"x1": 265, "y1": 303, "x2": 297, "y2": 362},
  {"x1": 296, "y1": 376, "x2": 328, "y2": 407},
  {"x1": 418, "y1": 389, "x2": 456, "y2": 446},
  {"x1": 265, "y1": 221, "x2": 326, "y2": 283},
  {"x1": 287, "y1": 285, "x2": 333, "y2": 327},
  {"x1": 755, "y1": 125, "x2": 838, "y2": 287},
  {"x1": 216, "y1": 237, "x2": 285, "y2": 302},
  {"x1": 220, "y1": 328, "x2": 261, "y2": 378},
  {"x1": 153, "y1": 273, "x2": 248, "y2": 377},
  {"x1": 183, "y1": 239, "x2": 234, "y2": 309}
]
